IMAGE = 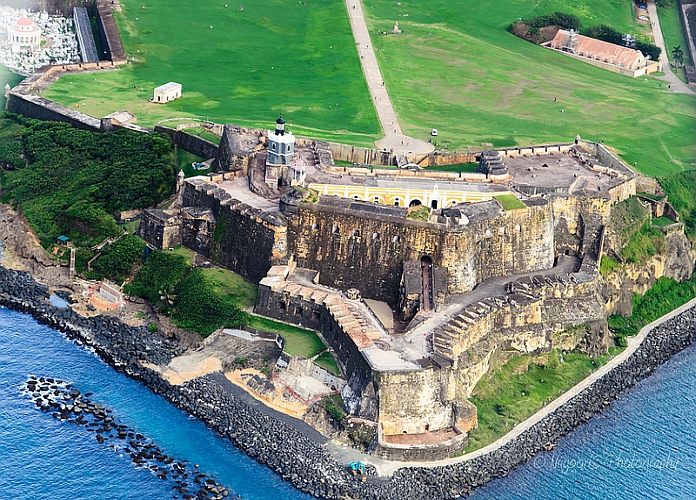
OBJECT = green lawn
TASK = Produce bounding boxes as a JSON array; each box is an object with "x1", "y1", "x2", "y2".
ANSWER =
[
  {"x1": 248, "y1": 314, "x2": 327, "y2": 358},
  {"x1": 199, "y1": 267, "x2": 258, "y2": 310},
  {"x1": 169, "y1": 245, "x2": 195, "y2": 265},
  {"x1": 313, "y1": 350, "x2": 341, "y2": 375},
  {"x1": 182, "y1": 126, "x2": 221, "y2": 145},
  {"x1": 658, "y1": 4, "x2": 693, "y2": 72},
  {"x1": 425, "y1": 162, "x2": 478, "y2": 173},
  {"x1": 39, "y1": 0, "x2": 380, "y2": 145},
  {"x1": 652, "y1": 215, "x2": 676, "y2": 226},
  {"x1": 176, "y1": 148, "x2": 207, "y2": 178},
  {"x1": 362, "y1": 0, "x2": 696, "y2": 176},
  {"x1": 467, "y1": 349, "x2": 612, "y2": 451},
  {"x1": 494, "y1": 194, "x2": 526, "y2": 210}
]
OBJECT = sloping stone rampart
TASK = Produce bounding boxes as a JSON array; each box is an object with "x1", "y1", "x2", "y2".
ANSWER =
[
  {"x1": 179, "y1": 179, "x2": 287, "y2": 284},
  {"x1": 154, "y1": 125, "x2": 219, "y2": 159}
]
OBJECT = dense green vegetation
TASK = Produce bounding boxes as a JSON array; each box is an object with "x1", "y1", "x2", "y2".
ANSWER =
[
  {"x1": 609, "y1": 273, "x2": 696, "y2": 347},
  {"x1": 660, "y1": 170, "x2": 696, "y2": 238},
  {"x1": 467, "y1": 349, "x2": 612, "y2": 451},
  {"x1": 126, "y1": 251, "x2": 249, "y2": 336},
  {"x1": 171, "y1": 268, "x2": 250, "y2": 336},
  {"x1": 125, "y1": 250, "x2": 190, "y2": 305},
  {"x1": 0, "y1": 114, "x2": 175, "y2": 247},
  {"x1": 599, "y1": 255, "x2": 621, "y2": 275},
  {"x1": 89, "y1": 234, "x2": 145, "y2": 282},
  {"x1": 511, "y1": 12, "x2": 581, "y2": 31},
  {"x1": 127, "y1": 250, "x2": 327, "y2": 354},
  {"x1": 494, "y1": 194, "x2": 526, "y2": 211},
  {"x1": 619, "y1": 221, "x2": 666, "y2": 265}
]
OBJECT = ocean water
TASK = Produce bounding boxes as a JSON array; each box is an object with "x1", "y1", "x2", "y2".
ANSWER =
[
  {"x1": 2, "y1": 306, "x2": 696, "y2": 500},
  {"x1": 0, "y1": 307, "x2": 313, "y2": 500}
]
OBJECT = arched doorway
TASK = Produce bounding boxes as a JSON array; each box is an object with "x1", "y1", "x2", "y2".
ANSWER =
[
  {"x1": 420, "y1": 255, "x2": 434, "y2": 312},
  {"x1": 409, "y1": 199, "x2": 422, "y2": 207},
  {"x1": 430, "y1": 199, "x2": 439, "y2": 209}
]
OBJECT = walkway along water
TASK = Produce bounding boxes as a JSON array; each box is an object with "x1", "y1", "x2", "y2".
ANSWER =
[{"x1": 2, "y1": 263, "x2": 696, "y2": 499}]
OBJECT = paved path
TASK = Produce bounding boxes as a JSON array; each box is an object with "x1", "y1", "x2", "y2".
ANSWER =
[
  {"x1": 328, "y1": 295, "x2": 696, "y2": 477},
  {"x1": 647, "y1": 0, "x2": 695, "y2": 95},
  {"x1": 344, "y1": 0, "x2": 434, "y2": 155}
]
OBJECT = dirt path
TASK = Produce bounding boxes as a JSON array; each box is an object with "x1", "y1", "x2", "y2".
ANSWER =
[
  {"x1": 647, "y1": 0, "x2": 695, "y2": 95},
  {"x1": 344, "y1": 0, "x2": 434, "y2": 155}
]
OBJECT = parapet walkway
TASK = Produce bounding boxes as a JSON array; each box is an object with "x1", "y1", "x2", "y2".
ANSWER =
[{"x1": 345, "y1": 0, "x2": 434, "y2": 155}]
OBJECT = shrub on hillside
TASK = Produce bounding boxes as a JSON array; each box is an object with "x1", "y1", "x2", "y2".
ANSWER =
[
  {"x1": 89, "y1": 234, "x2": 145, "y2": 282},
  {"x1": 124, "y1": 250, "x2": 190, "y2": 306},
  {"x1": 659, "y1": 170, "x2": 696, "y2": 238},
  {"x1": 171, "y1": 269, "x2": 249, "y2": 336},
  {"x1": 0, "y1": 113, "x2": 176, "y2": 247}
]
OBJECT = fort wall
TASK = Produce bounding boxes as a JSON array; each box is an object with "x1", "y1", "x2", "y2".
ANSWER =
[
  {"x1": 154, "y1": 125, "x2": 220, "y2": 160},
  {"x1": 289, "y1": 199, "x2": 555, "y2": 303},
  {"x1": 179, "y1": 179, "x2": 287, "y2": 284}
]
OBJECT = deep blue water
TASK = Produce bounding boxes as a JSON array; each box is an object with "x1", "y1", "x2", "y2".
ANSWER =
[
  {"x1": 2, "y1": 306, "x2": 696, "y2": 500},
  {"x1": 0, "y1": 307, "x2": 313, "y2": 500}
]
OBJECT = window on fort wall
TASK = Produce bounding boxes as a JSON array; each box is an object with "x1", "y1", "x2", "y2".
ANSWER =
[
  {"x1": 279, "y1": 301, "x2": 286, "y2": 311},
  {"x1": 313, "y1": 310, "x2": 320, "y2": 321},
  {"x1": 295, "y1": 307, "x2": 303, "y2": 316},
  {"x1": 372, "y1": 232, "x2": 379, "y2": 240},
  {"x1": 332, "y1": 225, "x2": 339, "y2": 234},
  {"x1": 353, "y1": 229, "x2": 360, "y2": 237}
]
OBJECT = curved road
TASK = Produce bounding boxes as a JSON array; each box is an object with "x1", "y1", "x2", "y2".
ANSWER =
[
  {"x1": 647, "y1": 0, "x2": 695, "y2": 95},
  {"x1": 345, "y1": 0, "x2": 434, "y2": 155}
]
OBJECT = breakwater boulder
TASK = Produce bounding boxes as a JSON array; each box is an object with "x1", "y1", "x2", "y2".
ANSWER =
[
  {"x1": 2, "y1": 264, "x2": 696, "y2": 499},
  {"x1": 24, "y1": 376, "x2": 234, "y2": 500}
]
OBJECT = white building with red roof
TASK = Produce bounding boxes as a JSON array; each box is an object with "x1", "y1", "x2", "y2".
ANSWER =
[{"x1": 545, "y1": 29, "x2": 660, "y2": 78}]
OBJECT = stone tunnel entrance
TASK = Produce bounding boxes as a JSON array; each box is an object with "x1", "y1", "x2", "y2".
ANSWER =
[{"x1": 420, "y1": 255, "x2": 434, "y2": 312}]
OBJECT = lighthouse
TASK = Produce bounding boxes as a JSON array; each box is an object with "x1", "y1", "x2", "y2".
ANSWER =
[{"x1": 267, "y1": 115, "x2": 295, "y2": 166}]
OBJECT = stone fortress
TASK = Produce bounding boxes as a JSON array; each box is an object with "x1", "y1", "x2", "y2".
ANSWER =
[{"x1": 135, "y1": 115, "x2": 691, "y2": 462}]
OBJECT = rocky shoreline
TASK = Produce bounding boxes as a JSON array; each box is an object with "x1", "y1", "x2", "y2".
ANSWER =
[{"x1": 2, "y1": 264, "x2": 696, "y2": 499}]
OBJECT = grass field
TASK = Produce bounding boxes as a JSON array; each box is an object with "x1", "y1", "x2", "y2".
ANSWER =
[
  {"x1": 363, "y1": 0, "x2": 696, "y2": 176},
  {"x1": 466, "y1": 349, "x2": 612, "y2": 451},
  {"x1": 199, "y1": 267, "x2": 258, "y2": 310},
  {"x1": 35, "y1": 0, "x2": 696, "y2": 175},
  {"x1": 313, "y1": 350, "x2": 341, "y2": 375},
  {"x1": 658, "y1": 3, "x2": 693, "y2": 78},
  {"x1": 40, "y1": 0, "x2": 380, "y2": 145},
  {"x1": 425, "y1": 162, "x2": 478, "y2": 173},
  {"x1": 652, "y1": 215, "x2": 676, "y2": 226},
  {"x1": 248, "y1": 315, "x2": 327, "y2": 358},
  {"x1": 494, "y1": 194, "x2": 527, "y2": 210}
]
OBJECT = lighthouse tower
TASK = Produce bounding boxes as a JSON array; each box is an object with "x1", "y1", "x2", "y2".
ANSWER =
[
  {"x1": 267, "y1": 115, "x2": 295, "y2": 166},
  {"x1": 265, "y1": 115, "x2": 296, "y2": 191}
]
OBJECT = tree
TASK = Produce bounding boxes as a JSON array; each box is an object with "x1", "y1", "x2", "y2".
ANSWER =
[{"x1": 672, "y1": 45, "x2": 684, "y2": 68}]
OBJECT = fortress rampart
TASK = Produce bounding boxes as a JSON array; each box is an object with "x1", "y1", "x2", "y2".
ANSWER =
[
  {"x1": 174, "y1": 178, "x2": 288, "y2": 283},
  {"x1": 289, "y1": 197, "x2": 556, "y2": 303}
]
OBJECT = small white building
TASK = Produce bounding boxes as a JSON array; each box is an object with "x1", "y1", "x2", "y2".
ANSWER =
[
  {"x1": 6, "y1": 11, "x2": 42, "y2": 51},
  {"x1": 153, "y1": 82, "x2": 182, "y2": 103}
]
